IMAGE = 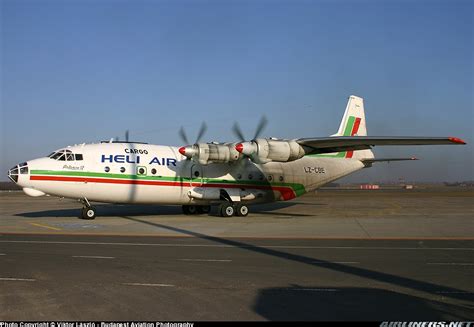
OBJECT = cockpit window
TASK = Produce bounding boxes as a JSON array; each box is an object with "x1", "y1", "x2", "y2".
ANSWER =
[
  {"x1": 49, "y1": 150, "x2": 83, "y2": 161},
  {"x1": 51, "y1": 152, "x2": 64, "y2": 160}
]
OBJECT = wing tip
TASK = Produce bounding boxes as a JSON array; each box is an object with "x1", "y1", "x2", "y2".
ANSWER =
[{"x1": 449, "y1": 137, "x2": 467, "y2": 145}]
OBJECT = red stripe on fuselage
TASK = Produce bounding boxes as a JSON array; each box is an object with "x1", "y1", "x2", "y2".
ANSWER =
[{"x1": 30, "y1": 175, "x2": 297, "y2": 200}]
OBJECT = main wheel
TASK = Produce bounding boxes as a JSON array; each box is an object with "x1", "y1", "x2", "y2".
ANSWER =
[
  {"x1": 235, "y1": 204, "x2": 249, "y2": 217},
  {"x1": 182, "y1": 205, "x2": 198, "y2": 215},
  {"x1": 197, "y1": 205, "x2": 211, "y2": 214},
  {"x1": 81, "y1": 207, "x2": 96, "y2": 220},
  {"x1": 220, "y1": 203, "x2": 235, "y2": 217}
]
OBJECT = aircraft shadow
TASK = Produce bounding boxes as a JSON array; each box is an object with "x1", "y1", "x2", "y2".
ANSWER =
[
  {"x1": 253, "y1": 286, "x2": 473, "y2": 321},
  {"x1": 119, "y1": 215, "x2": 474, "y2": 315},
  {"x1": 14, "y1": 201, "x2": 301, "y2": 218}
]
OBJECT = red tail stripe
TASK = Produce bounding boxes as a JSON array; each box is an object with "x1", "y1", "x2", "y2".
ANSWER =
[{"x1": 351, "y1": 117, "x2": 361, "y2": 136}]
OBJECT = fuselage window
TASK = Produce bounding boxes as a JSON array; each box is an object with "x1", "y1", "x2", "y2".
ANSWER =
[
  {"x1": 47, "y1": 152, "x2": 55, "y2": 158},
  {"x1": 248, "y1": 174, "x2": 253, "y2": 180},
  {"x1": 267, "y1": 175, "x2": 273, "y2": 181},
  {"x1": 279, "y1": 176, "x2": 284, "y2": 182},
  {"x1": 75, "y1": 154, "x2": 83, "y2": 161},
  {"x1": 20, "y1": 166, "x2": 29, "y2": 174},
  {"x1": 120, "y1": 167, "x2": 126, "y2": 173},
  {"x1": 194, "y1": 171, "x2": 200, "y2": 177},
  {"x1": 237, "y1": 173, "x2": 242, "y2": 180},
  {"x1": 137, "y1": 167, "x2": 146, "y2": 175},
  {"x1": 151, "y1": 168, "x2": 157, "y2": 175},
  {"x1": 66, "y1": 153, "x2": 74, "y2": 161},
  {"x1": 57, "y1": 153, "x2": 66, "y2": 161},
  {"x1": 104, "y1": 166, "x2": 110, "y2": 173}
]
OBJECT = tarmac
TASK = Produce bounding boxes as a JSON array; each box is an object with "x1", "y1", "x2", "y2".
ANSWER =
[{"x1": 0, "y1": 188, "x2": 473, "y2": 320}]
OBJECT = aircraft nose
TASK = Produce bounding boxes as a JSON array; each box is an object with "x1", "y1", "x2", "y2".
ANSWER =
[{"x1": 7, "y1": 162, "x2": 28, "y2": 184}]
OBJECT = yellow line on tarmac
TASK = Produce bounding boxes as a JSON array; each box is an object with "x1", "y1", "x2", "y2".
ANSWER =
[{"x1": 28, "y1": 222, "x2": 62, "y2": 231}]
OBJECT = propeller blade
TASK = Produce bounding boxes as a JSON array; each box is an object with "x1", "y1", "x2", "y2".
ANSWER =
[
  {"x1": 125, "y1": 130, "x2": 129, "y2": 142},
  {"x1": 232, "y1": 122, "x2": 246, "y2": 142},
  {"x1": 195, "y1": 122, "x2": 207, "y2": 143},
  {"x1": 179, "y1": 126, "x2": 190, "y2": 145},
  {"x1": 253, "y1": 116, "x2": 268, "y2": 139}
]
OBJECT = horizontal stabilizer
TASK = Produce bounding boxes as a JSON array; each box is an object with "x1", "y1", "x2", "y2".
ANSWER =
[
  {"x1": 298, "y1": 136, "x2": 466, "y2": 155},
  {"x1": 361, "y1": 157, "x2": 418, "y2": 167}
]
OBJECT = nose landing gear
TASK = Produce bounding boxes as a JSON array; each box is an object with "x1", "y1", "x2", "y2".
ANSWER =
[{"x1": 80, "y1": 198, "x2": 96, "y2": 220}]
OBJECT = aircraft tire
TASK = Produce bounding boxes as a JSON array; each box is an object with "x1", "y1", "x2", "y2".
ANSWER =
[
  {"x1": 82, "y1": 207, "x2": 96, "y2": 220},
  {"x1": 197, "y1": 205, "x2": 211, "y2": 215},
  {"x1": 220, "y1": 203, "x2": 235, "y2": 217},
  {"x1": 183, "y1": 205, "x2": 199, "y2": 215},
  {"x1": 235, "y1": 204, "x2": 249, "y2": 217}
]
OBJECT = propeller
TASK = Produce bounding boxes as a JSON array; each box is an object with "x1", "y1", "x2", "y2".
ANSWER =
[
  {"x1": 179, "y1": 122, "x2": 207, "y2": 145},
  {"x1": 232, "y1": 116, "x2": 268, "y2": 142},
  {"x1": 178, "y1": 122, "x2": 208, "y2": 158},
  {"x1": 232, "y1": 116, "x2": 268, "y2": 156}
]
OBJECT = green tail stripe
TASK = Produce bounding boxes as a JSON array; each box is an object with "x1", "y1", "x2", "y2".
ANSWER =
[
  {"x1": 343, "y1": 116, "x2": 356, "y2": 136},
  {"x1": 307, "y1": 115, "x2": 356, "y2": 158}
]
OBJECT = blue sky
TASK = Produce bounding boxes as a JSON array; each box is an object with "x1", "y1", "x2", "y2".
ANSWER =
[{"x1": 1, "y1": 0, "x2": 472, "y2": 182}]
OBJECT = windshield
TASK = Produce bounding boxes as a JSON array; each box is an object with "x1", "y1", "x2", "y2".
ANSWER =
[{"x1": 49, "y1": 150, "x2": 84, "y2": 161}]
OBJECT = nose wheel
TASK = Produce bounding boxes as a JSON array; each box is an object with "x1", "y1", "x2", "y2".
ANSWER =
[
  {"x1": 81, "y1": 207, "x2": 96, "y2": 220},
  {"x1": 80, "y1": 197, "x2": 96, "y2": 220}
]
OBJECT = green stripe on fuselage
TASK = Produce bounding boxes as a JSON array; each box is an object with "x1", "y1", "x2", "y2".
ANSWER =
[{"x1": 30, "y1": 170, "x2": 306, "y2": 195}]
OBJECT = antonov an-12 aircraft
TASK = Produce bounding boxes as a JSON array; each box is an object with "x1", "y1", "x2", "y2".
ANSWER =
[{"x1": 8, "y1": 95, "x2": 466, "y2": 219}]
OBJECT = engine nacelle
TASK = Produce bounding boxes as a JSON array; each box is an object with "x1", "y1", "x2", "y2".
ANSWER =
[
  {"x1": 236, "y1": 138, "x2": 306, "y2": 163},
  {"x1": 179, "y1": 143, "x2": 241, "y2": 165}
]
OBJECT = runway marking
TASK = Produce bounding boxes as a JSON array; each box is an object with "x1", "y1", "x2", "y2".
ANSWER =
[
  {"x1": 427, "y1": 263, "x2": 474, "y2": 266},
  {"x1": 28, "y1": 222, "x2": 61, "y2": 231},
  {"x1": 72, "y1": 255, "x2": 115, "y2": 259},
  {"x1": 1, "y1": 232, "x2": 473, "y2": 241},
  {"x1": 0, "y1": 254, "x2": 6, "y2": 256},
  {"x1": 178, "y1": 259, "x2": 232, "y2": 262},
  {"x1": 0, "y1": 240, "x2": 472, "y2": 251},
  {"x1": 0, "y1": 278, "x2": 36, "y2": 282},
  {"x1": 123, "y1": 283, "x2": 174, "y2": 287},
  {"x1": 312, "y1": 261, "x2": 360, "y2": 264}
]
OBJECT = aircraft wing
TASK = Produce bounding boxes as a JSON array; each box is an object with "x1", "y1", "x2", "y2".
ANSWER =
[{"x1": 297, "y1": 136, "x2": 466, "y2": 155}]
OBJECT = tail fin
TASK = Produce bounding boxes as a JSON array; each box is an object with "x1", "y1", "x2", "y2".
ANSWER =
[
  {"x1": 334, "y1": 95, "x2": 367, "y2": 137},
  {"x1": 333, "y1": 95, "x2": 373, "y2": 159}
]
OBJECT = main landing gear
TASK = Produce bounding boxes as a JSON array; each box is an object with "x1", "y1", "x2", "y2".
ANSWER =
[
  {"x1": 80, "y1": 198, "x2": 96, "y2": 220},
  {"x1": 218, "y1": 203, "x2": 249, "y2": 217},
  {"x1": 182, "y1": 203, "x2": 249, "y2": 217},
  {"x1": 182, "y1": 205, "x2": 211, "y2": 215}
]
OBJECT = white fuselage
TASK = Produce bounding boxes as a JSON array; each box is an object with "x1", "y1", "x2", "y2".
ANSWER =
[{"x1": 13, "y1": 142, "x2": 365, "y2": 205}]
